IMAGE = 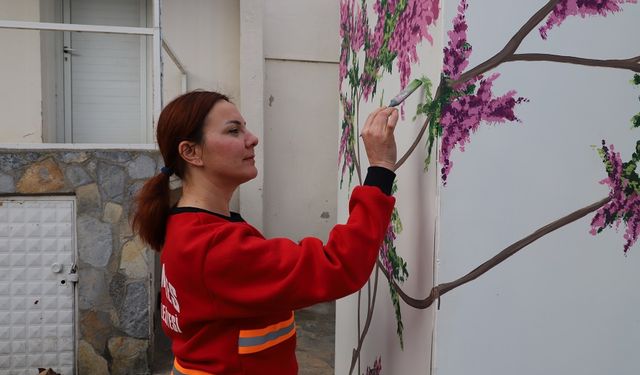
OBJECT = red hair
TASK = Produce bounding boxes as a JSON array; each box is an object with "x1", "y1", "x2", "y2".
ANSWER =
[{"x1": 132, "y1": 91, "x2": 230, "y2": 251}]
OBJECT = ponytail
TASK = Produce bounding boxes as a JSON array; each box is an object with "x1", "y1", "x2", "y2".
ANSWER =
[{"x1": 132, "y1": 172, "x2": 172, "y2": 251}]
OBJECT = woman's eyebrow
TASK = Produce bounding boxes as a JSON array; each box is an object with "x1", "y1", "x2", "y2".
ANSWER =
[{"x1": 225, "y1": 120, "x2": 245, "y2": 126}]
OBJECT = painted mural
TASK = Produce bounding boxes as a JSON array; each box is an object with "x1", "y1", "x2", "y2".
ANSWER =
[{"x1": 338, "y1": 0, "x2": 639, "y2": 374}]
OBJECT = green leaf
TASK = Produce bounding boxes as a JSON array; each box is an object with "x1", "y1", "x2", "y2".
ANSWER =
[
  {"x1": 389, "y1": 285, "x2": 404, "y2": 349},
  {"x1": 413, "y1": 76, "x2": 434, "y2": 121},
  {"x1": 424, "y1": 122, "x2": 437, "y2": 171},
  {"x1": 391, "y1": 207, "x2": 403, "y2": 234},
  {"x1": 632, "y1": 113, "x2": 640, "y2": 129},
  {"x1": 633, "y1": 74, "x2": 640, "y2": 86},
  {"x1": 463, "y1": 84, "x2": 476, "y2": 96}
]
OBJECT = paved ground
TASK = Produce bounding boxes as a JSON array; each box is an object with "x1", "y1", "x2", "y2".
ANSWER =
[
  {"x1": 295, "y1": 302, "x2": 335, "y2": 375},
  {"x1": 152, "y1": 302, "x2": 336, "y2": 375}
]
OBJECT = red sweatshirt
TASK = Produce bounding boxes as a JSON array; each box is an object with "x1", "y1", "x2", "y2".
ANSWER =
[{"x1": 160, "y1": 168, "x2": 395, "y2": 374}]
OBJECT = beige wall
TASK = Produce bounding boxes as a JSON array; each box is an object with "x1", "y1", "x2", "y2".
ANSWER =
[
  {"x1": 161, "y1": 0, "x2": 240, "y2": 104},
  {"x1": 162, "y1": 0, "x2": 241, "y2": 210},
  {"x1": 264, "y1": 0, "x2": 339, "y2": 62},
  {"x1": 262, "y1": 0, "x2": 339, "y2": 241},
  {"x1": 263, "y1": 60, "x2": 339, "y2": 240},
  {"x1": 0, "y1": 0, "x2": 43, "y2": 143}
]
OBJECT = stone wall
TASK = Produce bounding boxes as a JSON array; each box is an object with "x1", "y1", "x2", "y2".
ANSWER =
[{"x1": 0, "y1": 148, "x2": 161, "y2": 374}]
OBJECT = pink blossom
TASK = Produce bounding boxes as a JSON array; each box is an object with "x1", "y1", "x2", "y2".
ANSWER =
[
  {"x1": 369, "y1": 0, "x2": 389, "y2": 56},
  {"x1": 362, "y1": 0, "x2": 440, "y2": 100},
  {"x1": 339, "y1": 0, "x2": 352, "y2": 88},
  {"x1": 590, "y1": 141, "x2": 640, "y2": 253},
  {"x1": 443, "y1": 0, "x2": 471, "y2": 82},
  {"x1": 338, "y1": 96, "x2": 355, "y2": 183},
  {"x1": 438, "y1": 1, "x2": 526, "y2": 183},
  {"x1": 361, "y1": 0, "x2": 390, "y2": 100},
  {"x1": 439, "y1": 74, "x2": 527, "y2": 184},
  {"x1": 339, "y1": 0, "x2": 370, "y2": 90},
  {"x1": 351, "y1": 1, "x2": 368, "y2": 52},
  {"x1": 364, "y1": 357, "x2": 382, "y2": 375},
  {"x1": 379, "y1": 223, "x2": 396, "y2": 276},
  {"x1": 540, "y1": 0, "x2": 637, "y2": 39},
  {"x1": 388, "y1": 0, "x2": 440, "y2": 88}
]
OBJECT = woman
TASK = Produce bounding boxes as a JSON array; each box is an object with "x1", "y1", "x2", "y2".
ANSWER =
[{"x1": 133, "y1": 91, "x2": 398, "y2": 374}]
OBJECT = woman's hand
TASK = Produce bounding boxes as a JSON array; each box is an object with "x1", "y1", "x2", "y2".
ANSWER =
[{"x1": 361, "y1": 107, "x2": 399, "y2": 171}]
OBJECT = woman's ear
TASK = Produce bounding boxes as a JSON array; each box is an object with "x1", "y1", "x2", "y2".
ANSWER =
[{"x1": 178, "y1": 140, "x2": 204, "y2": 167}]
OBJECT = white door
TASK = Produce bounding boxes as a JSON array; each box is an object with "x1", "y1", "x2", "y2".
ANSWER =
[
  {"x1": 63, "y1": 0, "x2": 148, "y2": 143},
  {"x1": 0, "y1": 197, "x2": 77, "y2": 375}
]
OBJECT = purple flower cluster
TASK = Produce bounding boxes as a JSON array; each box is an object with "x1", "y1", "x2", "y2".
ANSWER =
[
  {"x1": 340, "y1": 0, "x2": 439, "y2": 99},
  {"x1": 339, "y1": 1, "x2": 350, "y2": 87},
  {"x1": 590, "y1": 141, "x2": 640, "y2": 253},
  {"x1": 438, "y1": 1, "x2": 527, "y2": 184},
  {"x1": 338, "y1": 96, "x2": 355, "y2": 183},
  {"x1": 443, "y1": 0, "x2": 471, "y2": 82},
  {"x1": 340, "y1": 0, "x2": 365, "y2": 88},
  {"x1": 388, "y1": 0, "x2": 440, "y2": 89},
  {"x1": 379, "y1": 223, "x2": 397, "y2": 276},
  {"x1": 364, "y1": 357, "x2": 382, "y2": 375},
  {"x1": 360, "y1": 0, "x2": 395, "y2": 100},
  {"x1": 439, "y1": 74, "x2": 527, "y2": 183},
  {"x1": 367, "y1": 0, "x2": 391, "y2": 58},
  {"x1": 539, "y1": 0, "x2": 637, "y2": 39}
]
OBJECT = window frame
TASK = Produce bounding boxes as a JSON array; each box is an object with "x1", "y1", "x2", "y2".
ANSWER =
[{"x1": 0, "y1": 0, "x2": 164, "y2": 147}]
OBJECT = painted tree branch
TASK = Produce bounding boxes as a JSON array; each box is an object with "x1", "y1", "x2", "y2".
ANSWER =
[
  {"x1": 395, "y1": 0, "x2": 561, "y2": 170},
  {"x1": 452, "y1": 0, "x2": 562, "y2": 86},
  {"x1": 394, "y1": 83, "x2": 442, "y2": 170},
  {"x1": 384, "y1": 196, "x2": 611, "y2": 309},
  {"x1": 349, "y1": 264, "x2": 380, "y2": 375},
  {"x1": 395, "y1": 0, "x2": 639, "y2": 171},
  {"x1": 506, "y1": 53, "x2": 640, "y2": 73}
]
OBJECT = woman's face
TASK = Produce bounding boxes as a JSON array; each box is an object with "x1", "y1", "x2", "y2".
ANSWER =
[{"x1": 199, "y1": 100, "x2": 259, "y2": 186}]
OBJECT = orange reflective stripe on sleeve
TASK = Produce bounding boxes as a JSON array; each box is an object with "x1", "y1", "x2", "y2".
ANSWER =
[
  {"x1": 172, "y1": 358, "x2": 216, "y2": 375},
  {"x1": 238, "y1": 312, "x2": 296, "y2": 354}
]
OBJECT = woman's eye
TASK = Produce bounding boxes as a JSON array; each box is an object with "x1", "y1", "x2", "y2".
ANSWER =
[{"x1": 229, "y1": 128, "x2": 240, "y2": 134}]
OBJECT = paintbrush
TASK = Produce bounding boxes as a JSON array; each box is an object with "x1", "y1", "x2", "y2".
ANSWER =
[{"x1": 388, "y1": 79, "x2": 423, "y2": 107}]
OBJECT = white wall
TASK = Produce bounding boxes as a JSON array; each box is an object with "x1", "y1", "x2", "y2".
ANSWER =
[
  {"x1": 334, "y1": 4, "x2": 442, "y2": 374},
  {"x1": 435, "y1": 2, "x2": 640, "y2": 375},
  {"x1": 0, "y1": 0, "x2": 43, "y2": 143},
  {"x1": 161, "y1": 0, "x2": 240, "y2": 104}
]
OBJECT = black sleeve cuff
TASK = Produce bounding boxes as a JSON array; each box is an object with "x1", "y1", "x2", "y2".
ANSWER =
[{"x1": 363, "y1": 166, "x2": 396, "y2": 196}]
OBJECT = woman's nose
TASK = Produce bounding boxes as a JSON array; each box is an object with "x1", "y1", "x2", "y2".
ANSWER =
[{"x1": 247, "y1": 130, "x2": 259, "y2": 147}]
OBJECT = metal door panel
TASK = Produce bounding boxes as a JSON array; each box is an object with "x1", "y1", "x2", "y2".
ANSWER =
[{"x1": 0, "y1": 197, "x2": 76, "y2": 375}]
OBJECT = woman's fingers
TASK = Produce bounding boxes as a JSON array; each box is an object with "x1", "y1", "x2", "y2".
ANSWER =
[
  {"x1": 386, "y1": 107, "x2": 399, "y2": 134},
  {"x1": 362, "y1": 107, "x2": 385, "y2": 136},
  {"x1": 372, "y1": 107, "x2": 397, "y2": 134},
  {"x1": 361, "y1": 107, "x2": 398, "y2": 171},
  {"x1": 363, "y1": 107, "x2": 394, "y2": 136}
]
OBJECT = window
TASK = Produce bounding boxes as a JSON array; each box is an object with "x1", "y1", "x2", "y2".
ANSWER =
[{"x1": 0, "y1": 0, "x2": 174, "y2": 144}]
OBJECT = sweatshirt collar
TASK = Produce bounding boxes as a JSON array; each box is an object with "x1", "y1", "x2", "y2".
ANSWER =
[{"x1": 170, "y1": 206, "x2": 245, "y2": 222}]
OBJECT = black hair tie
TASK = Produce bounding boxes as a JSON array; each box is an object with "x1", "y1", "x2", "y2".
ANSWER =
[{"x1": 160, "y1": 166, "x2": 174, "y2": 176}]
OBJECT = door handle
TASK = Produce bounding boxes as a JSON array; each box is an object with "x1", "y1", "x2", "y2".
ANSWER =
[
  {"x1": 67, "y1": 263, "x2": 79, "y2": 283},
  {"x1": 63, "y1": 46, "x2": 76, "y2": 54}
]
